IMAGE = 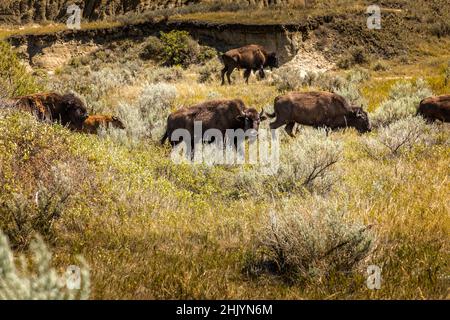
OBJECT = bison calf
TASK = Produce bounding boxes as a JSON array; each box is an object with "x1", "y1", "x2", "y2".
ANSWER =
[
  {"x1": 267, "y1": 91, "x2": 371, "y2": 135},
  {"x1": 221, "y1": 44, "x2": 278, "y2": 85},
  {"x1": 0, "y1": 92, "x2": 88, "y2": 130},
  {"x1": 417, "y1": 95, "x2": 450, "y2": 122},
  {"x1": 82, "y1": 115, "x2": 125, "y2": 134}
]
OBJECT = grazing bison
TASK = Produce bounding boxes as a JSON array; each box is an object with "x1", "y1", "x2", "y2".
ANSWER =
[
  {"x1": 221, "y1": 44, "x2": 279, "y2": 85},
  {"x1": 417, "y1": 95, "x2": 450, "y2": 122},
  {"x1": 267, "y1": 91, "x2": 371, "y2": 135},
  {"x1": 161, "y1": 99, "x2": 267, "y2": 149},
  {"x1": 82, "y1": 115, "x2": 125, "y2": 134},
  {"x1": 0, "y1": 92, "x2": 88, "y2": 130}
]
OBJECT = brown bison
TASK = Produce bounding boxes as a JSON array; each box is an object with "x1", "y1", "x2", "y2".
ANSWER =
[
  {"x1": 417, "y1": 95, "x2": 450, "y2": 122},
  {"x1": 161, "y1": 99, "x2": 267, "y2": 150},
  {"x1": 0, "y1": 92, "x2": 88, "y2": 130},
  {"x1": 221, "y1": 44, "x2": 279, "y2": 85},
  {"x1": 267, "y1": 91, "x2": 371, "y2": 135},
  {"x1": 81, "y1": 115, "x2": 125, "y2": 134}
]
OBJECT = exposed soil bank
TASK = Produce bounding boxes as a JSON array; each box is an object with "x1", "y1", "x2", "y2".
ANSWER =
[{"x1": 8, "y1": 16, "x2": 333, "y2": 69}]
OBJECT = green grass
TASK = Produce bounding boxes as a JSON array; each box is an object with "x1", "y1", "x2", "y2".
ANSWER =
[{"x1": 0, "y1": 21, "x2": 122, "y2": 40}]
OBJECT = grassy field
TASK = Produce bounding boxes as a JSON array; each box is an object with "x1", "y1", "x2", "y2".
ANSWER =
[{"x1": 0, "y1": 1, "x2": 449, "y2": 300}]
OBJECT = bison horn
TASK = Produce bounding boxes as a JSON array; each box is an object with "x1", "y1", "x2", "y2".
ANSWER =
[{"x1": 259, "y1": 108, "x2": 264, "y2": 117}]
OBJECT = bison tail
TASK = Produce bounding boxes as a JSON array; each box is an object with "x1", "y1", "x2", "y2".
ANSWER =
[
  {"x1": 222, "y1": 53, "x2": 240, "y2": 65},
  {"x1": 265, "y1": 111, "x2": 276, "y2": 118},
  {"x1": 160, "y1": 129, "x2": 169, "y2": 145}
]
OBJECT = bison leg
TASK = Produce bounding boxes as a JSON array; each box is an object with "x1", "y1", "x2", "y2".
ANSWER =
[
  {"x1": 284, "y1": 122, "x2": 296, "y2": 137},
  {"x1": 221, "y1": 67, "x2": 228, "y2": 85},
  {"x1": 244, "y1": 69, "x2": 251, "y2": 84},
  {"x1": 226, "y1": 70, "x2": 234, "y2": 85},
  {"x1": 258, "y1": 67, "x2": 265, "y2": 80},
  {"x1": 269, "y1": 117, "x2": 286, "y2": 130}
]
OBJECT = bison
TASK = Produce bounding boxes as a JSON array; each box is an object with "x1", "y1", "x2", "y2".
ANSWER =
[
  {"x1": 417, "y1": 95, "x2": 450, "y2": 122},
  {"x1": 267, "y1": 91, "x2": 371, "y2": 135},
  {"x1": 160, "y1": 99, "x2": 267, "y2": 150},
  {"x1": 0, "y1": 92, "x2": 88, "y2": 130},
  {"x1": 81, "y1": 115, "x2": 125, "y2": 134},
  {"x1": 221, "y1": 44, "x2": 279, "y2": 85}
]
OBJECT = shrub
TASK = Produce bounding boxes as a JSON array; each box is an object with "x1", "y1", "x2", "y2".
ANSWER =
[
  {"x1": 337, "y1": 47, "x2": 369, "y2": 70},
  {"x1": 372, "y1": 60, "x2": 389, "y2": 72},
  {"x1": 334, "y1": 81, "x2": 367, "y2": 107},
  {"x1": 143, "y1": 66, "x2": 184, "y2": 84},
  {"x1": 0, "y1": 230, "x2": 90, "y2": 299},
  {"x1": 117, "y1": 82, "x2": 177, "y2": 143},
  {"x1": 248, "y1": 198, "x2": 374, "y2": 283},
  {"x1": 361, "y1": 116, "x2": 439, "y2": 159},
  {"x1": 337, "y1": 54, "x2": 353, "y2": 70},
  {"x1": 351, "y1": 47, "x2": 369, "y2": 65},
  {"x1": 370, "y1": 79, "x2": 433, "y2": 128},
  {"x1": 234, "y1": 128, "x2": 343, "y2": 197},
  {"x1": 140, "y1": 36, "x2": 165, "y2": 60},
  {"x1": 0, "y1": 161, "x2": 83, "y2": 249},
  {"x1": 346, "y1": 67, "x2": 370, "y2": 83},
  {"x1": 276, "y1": 128, "x2": 343, "y2": 194},
  {"x1": 48, "y1": 64, "x2": 137, "y2": 113},
  {"x1": 160, "y1": 30, "x2": 215, "y2": 68},
  {"x1": 0, "y1": 111, "x2": 94, "y2": 248},
  {"x1": 197, "y1": 57, "x2": 223, "y2": 83},
  {"x1": 271, "y1": 65, "x2": 307, "y2": 91},
  {"x1": 429, "y1": 21, "x2": 450, "y2": 38},
  {"x1": 0, "y1": 41, "x2": 41, "y2": 98}
]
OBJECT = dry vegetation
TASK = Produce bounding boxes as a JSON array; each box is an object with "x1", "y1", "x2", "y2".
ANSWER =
[{"x1": 0, "y1": 0, "x2": 449, "y2": 300}]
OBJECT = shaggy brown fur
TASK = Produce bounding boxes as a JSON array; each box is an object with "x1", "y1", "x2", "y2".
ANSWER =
[
  {"x1": 417, "y1": 95, "x2": 450, "y2": 122},
  {"x1": 0, "y1": 92, "x2": 88, "y2": 130}
]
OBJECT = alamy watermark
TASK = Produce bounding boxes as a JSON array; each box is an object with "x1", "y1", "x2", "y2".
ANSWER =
[
  {"x1": 366, "y1": 265, "x2": 382, "y2": 290},
  {"x1": 66, "y1": 4, "x2": 82, "y2": 30},
  {"x1": 367, "y1": 5, "x2": 382, "y2": 30},
  {"x1": 169, "y1": 124, "x2": 280, "y2": 175},
  {"x1": 65, "y1": 265, "x2": 82, "y2": 290}
]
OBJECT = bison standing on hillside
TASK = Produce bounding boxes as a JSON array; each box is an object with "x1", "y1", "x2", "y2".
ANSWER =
[
  {"x1": 221, "y1": 45, "x2": 279, "y2": 85},
  {"x1": 417, "y1": 95, "x2": 450, "y2": 122},
  {"x1": 161, "y1": 99, "x2": 267, "y2": 151},
  {"x1": 0, "y1": 92, "x2": 89, "y2": 130},
  {"x1": 267, "y1": 91, "x2": 371, "y2": 135}
]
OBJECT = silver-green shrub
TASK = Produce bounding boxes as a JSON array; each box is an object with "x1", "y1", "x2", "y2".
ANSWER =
[
  {"x1": 252, "y1": 198, "x2": 374, "y2": 282},
  {"x1": 233, "y1": 128, "x2": 343, "y2": 197},
  {"x1": 370, "y1": 79, "x2": 433, "y2": 128},
  {"x1": 361, "y1": 116, "x2": 440, "y2": 159},
  {"x1": 276, "y1": 128, "x2": 343, "y2": 193},
  {"x1": 270, "y1": 64, "x2": 308, "y2": 91},
  {"x1": 116, "y1": 82, "x2": 177, "y2": 144},
  {"x1": 143, "y1": 66, "x2": 184, "y2": 84},
  {"x1": 0, "y1": 162, "x2": 79, "y2": 249},
  {"x1": 0, "y1": 230, "x2": 90, "y2": 300}
]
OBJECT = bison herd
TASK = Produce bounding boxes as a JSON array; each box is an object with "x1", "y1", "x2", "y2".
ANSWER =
[{"x1": 0, "y1": 44, "x2": 449, "y2": 148}]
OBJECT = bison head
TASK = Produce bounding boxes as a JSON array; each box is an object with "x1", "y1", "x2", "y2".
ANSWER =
[
  {"x1": 111, "y1": 116, "x2": 126, "y2": 130},
  {"x1": 62, "y1": 93, "x2": 89, "y2": 129},
  {"x1": 236, "y1": 108, "x2": 267, "y2": 136},
  {"x1": 349, "y1": 107, "x2": 371, "y2": 133},
  {"x1": 267, "y1": 52, "x2": 279, "y2": 69}
]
